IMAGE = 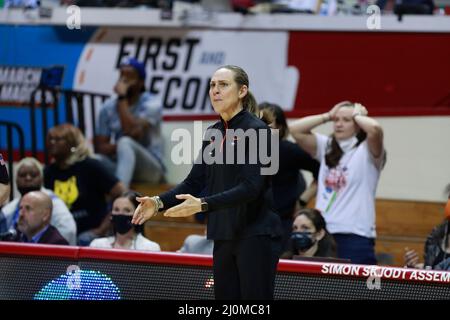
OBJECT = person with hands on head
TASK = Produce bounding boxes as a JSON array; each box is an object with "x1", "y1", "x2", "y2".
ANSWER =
[
  {"x1": 133, "y1": 65, "x2": 283, "y2": 300},
  {"x1": 95, "y1": 58, "x2": 165, "y2": 188},
  {"x1": 289, "y1": 101, "x2": 386, "y2": 265}
]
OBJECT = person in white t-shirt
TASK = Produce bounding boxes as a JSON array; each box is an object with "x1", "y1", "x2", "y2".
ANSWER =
[
  {"x1": 289, "y1": 101, "x2": 386, "y2": 265},
  {"x1": 90, "y1": 191, "x2": 160, "y2": 252}
]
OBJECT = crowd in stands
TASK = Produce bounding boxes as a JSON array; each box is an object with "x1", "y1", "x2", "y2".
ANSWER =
[
  {"x1": 0, "y1": 58, "x2": 449, "y2": 275},
  {"x1": 2, "y1": 0, "x2": 441, "y2": 16}
]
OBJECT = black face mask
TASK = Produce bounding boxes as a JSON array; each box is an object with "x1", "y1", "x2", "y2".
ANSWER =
[
  {"x1": 111, "y1": 215, "x2": 134, "y2": 235},
  {"x1": 291, "y1": 231, "x2": 316, "y2": 252},
  {"x1": 18, "y1": 185, "x2": 41, "y2": 197}
]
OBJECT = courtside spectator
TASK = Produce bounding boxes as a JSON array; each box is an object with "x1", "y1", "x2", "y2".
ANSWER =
[
  {"x1": 44, "y1": 124, "x2": 125, "y2": 246},
  {"x1": 1, "y1": 157, "x2": 77, "y2": 245},
  {"x1": 282, "y1": 208, "x2": 337, "y2": 259},
  {"x1": 95, "y1": 58, "x2": 165, "y2": 188},
  {"x1": 15, "y1": 191, "x2": 68, "y2": 245},
  {"x1": 290, "y1": 101, "x2": 386, "y2": 264},
  {"x1": 90, "y1": 190, "x2": 160, "y2": 251}
]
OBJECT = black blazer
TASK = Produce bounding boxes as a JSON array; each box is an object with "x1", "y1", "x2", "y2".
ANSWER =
[{"x1": 38, "y1": 225, "x2": 69, "y2": 245}]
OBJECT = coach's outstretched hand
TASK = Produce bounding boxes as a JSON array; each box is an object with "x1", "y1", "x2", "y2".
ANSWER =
[
  {"x1": 132, "y1": 196, "x2": 157, "y2": 225},
  {"x1": 164, "y1": 194, "x2": 202, "y2": 218}
]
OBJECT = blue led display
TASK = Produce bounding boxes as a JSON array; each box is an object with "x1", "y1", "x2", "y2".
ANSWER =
[{"x1": 34, "y1": 269, "x2": 121, "y2": 300}]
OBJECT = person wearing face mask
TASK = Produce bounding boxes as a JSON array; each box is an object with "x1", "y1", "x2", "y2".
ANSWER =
[
  {"x1": 1, "y1": 157, "x2": 77, "y2": 245},
  {"x1": 289, "y1": 101, "x2": 386, "y2": 265},
  {"x1": 90, "y1": 191, "x2": 161, "y2": 251},
  {"x1": 94, "y1": 58, "x2": 165, "y2": 189},
  {"x1": 282, "y1": 208, "x2": 337, "y2": 259}
]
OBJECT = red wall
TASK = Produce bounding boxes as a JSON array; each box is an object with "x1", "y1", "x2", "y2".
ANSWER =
[{"x1": 288, "y1": 32, "x2": 450, "y2": 117}]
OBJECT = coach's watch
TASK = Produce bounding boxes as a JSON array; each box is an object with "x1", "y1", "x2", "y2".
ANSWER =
[
  {"x1": 200, "y1": 198, "x2": 209, "y2": 212},
  {"x1": 151, "y1": 196, "x2": 164, "y2": 213}
]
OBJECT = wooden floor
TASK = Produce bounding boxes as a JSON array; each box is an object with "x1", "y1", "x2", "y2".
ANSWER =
[{"x1": 132, "y1": 183, "x2": 447, "y2": 266}]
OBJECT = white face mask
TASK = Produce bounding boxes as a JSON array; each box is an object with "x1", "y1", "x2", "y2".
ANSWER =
[{"x1": 337, "y1": 136, "x2": 358, "y2": 153}]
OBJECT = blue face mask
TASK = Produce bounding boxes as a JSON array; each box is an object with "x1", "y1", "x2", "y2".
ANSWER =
[{"x1": 291, "y1": 231, "x2": 316, "y2": 252}]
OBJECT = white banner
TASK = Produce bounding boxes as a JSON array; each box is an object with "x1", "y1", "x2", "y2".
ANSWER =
[{"x1": 74, "y1": 27, "x2": 299, "y2": 116}]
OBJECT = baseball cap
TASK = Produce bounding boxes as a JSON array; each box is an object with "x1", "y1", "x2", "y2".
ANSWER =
[{"x1": 120, "y1": 57, "x2": 146, "y2": 81}]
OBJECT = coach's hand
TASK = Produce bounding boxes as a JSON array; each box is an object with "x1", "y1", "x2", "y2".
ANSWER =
[
  {"x1": 164, "y1": 194, "x2": 201, "y2": 218},
  {"x1": 132, "y1": 196, "x2": 157, "y2": 225}
]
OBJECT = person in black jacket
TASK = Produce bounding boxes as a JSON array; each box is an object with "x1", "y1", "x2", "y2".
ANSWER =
[
  {"x1": 259, "y1": 103, "x2": 320, "y2": 252},
  {"x1": 132, "y1": 65, "x2": 283, "y2": 300},
  {"x1": 0, "y1": 153, "x2": 10, "y2": 206},
  {"x1": 404, "y1": 194, "x2": 450, "y2": 270},
  {"x1": 44, "y1": 124, "x2": 125, "y2": 246},
  {"x1": 404, "y1": 219, "x2": 450, "y2": 269}
]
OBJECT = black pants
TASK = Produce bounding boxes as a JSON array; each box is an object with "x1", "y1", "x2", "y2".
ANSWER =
[{"x1": 213, "y1": 235, "x2": 281, "y2": 300}]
